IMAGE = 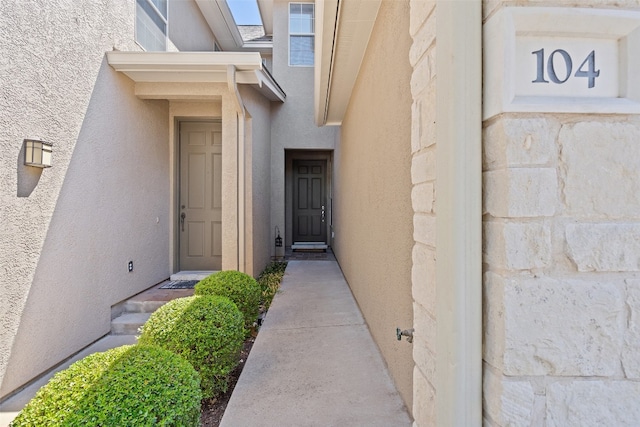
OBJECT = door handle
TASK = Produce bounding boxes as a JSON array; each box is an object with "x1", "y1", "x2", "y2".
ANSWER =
[
  {"x1": 180, "y1": 212, "x2": 186, "y2": 232},
  {"x1": 321, "y1": 205, "x2": 325, "y2": 222}
]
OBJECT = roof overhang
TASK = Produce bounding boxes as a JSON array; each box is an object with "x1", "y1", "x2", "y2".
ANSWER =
[
  {"x1": 197, "y1": 0, "x2": 273, "y2": 54},
  {"x1": 315, "y1": 0, "x2": 381, "y2": 126},
  {"x1": 257, "y1": 0, "x2": 273, "y2": 36},
  {"x1": 106, "y1": 51, "x2": 285, "y2": 102}
]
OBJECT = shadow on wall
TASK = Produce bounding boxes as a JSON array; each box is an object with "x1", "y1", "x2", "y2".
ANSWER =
[
  {"x1": 16, "y1": 144, "x2": 43, "y2": 197},
  {"x1": 1, "y1": 57, "x2": 171, "y2": 398}
]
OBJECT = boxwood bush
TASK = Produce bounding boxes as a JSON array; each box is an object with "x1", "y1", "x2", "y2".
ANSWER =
[
  {"x1": 10, "y1": 345, "x2": 201, "y2": 427},
  {"x1": 194, "y1": 270, "x2": 261, "y2": 331},
  {"x1": 138, "y1": 295, "x2": 244, "y2": 399}
]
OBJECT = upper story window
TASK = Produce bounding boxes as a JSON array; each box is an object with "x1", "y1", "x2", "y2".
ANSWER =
[
  {"x1": 289, "y1": 3, "x2": 314, "y2": 66},
  {"x1": 136, "y1": 0, "x2": 168, "y2": 51}
]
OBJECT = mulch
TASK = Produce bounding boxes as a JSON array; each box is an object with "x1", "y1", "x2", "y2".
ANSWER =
[{"x1": 200, "y1": 337, "x2": 255, "y2": 426}]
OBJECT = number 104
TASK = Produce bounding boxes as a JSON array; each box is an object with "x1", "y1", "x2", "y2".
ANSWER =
[{"x1": 532, "y1": 48, "x2": 600, "y2": 88}]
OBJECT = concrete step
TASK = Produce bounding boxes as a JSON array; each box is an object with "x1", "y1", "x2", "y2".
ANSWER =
[
  {"x1": 120, "y1": 299, "x2": 168, "y2": 314},
  {"x1": 110, "y1": 312, "x2": 151, "y2": 335},
  {"x1": 291, "y1": 242, "x2": 328, "y2": 251}
]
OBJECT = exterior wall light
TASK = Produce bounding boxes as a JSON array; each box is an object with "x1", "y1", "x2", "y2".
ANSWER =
[{"x1": 24, "y1": 139, "x2": 52, "y2": 168}]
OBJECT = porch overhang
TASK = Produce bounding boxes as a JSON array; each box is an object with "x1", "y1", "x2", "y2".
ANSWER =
[
  {"x1": 314, "y1": 0, "x2": 381, "y2": 126},
  {"x1": 106, "y1": 51, "x2": 285, "y2": 102}
]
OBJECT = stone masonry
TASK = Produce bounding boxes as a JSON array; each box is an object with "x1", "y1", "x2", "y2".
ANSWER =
[
  {"x1": 409, "y1": 1, "x2": 437, "y2": 425},
  {"x1": 410, "y1": 1, "x2": 640, "y2": 425}
]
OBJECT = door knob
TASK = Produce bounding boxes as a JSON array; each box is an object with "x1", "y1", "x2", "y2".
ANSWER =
[{"x1": 180, "y1": 212, "x2": 186, "y2": 232}]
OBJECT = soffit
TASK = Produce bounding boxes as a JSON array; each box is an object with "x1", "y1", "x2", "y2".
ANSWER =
[
  {"x1": 315, "y1": 0, "x2": 381, "y2": 126},
  {"x1": 106, "y1": 51, "x2": 285, "y2": 101}
]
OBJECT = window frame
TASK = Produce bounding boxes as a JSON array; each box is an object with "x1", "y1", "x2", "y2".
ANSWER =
[
  {"x1": 288, "y1": 2, "x2": 315, "y2": 67},
  {"x1": 135, "y1": 0, "x2": 169, "y2": 52}
]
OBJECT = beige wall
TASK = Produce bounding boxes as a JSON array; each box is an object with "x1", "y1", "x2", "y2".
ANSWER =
[
  {"x1": 168, "y1": 0, "x2": 216, "y2": 51},
  {"x1": 0, "y1": 0, "x2": 173, "y2": 398},
  {"x1": 240, "y1": 85, "x2": 273, "y2": 277},
  {"x1": 332, "y1": 0, "x2": 414, "y2": 410},
  {"x1": 269, "y1": 0, "x2": 337, "y2": 250}
]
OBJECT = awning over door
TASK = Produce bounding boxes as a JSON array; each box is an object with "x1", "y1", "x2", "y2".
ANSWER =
[{"x1": 106, "y1": 51, "x2": 285, "y2": 102}]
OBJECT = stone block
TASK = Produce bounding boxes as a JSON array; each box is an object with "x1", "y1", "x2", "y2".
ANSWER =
[
  {"x1": 484, "y1": 168, "x2": 557, "y2": 218},
  {"x1": 411, "y1": 148, "x2": 436, "y2": 185},
  {"x1": 483, "y1": 272, "x2": 505, "y2": 371},
  {"x1": 412, "y1": 182, "x2": 434, "y2": 214},
  {"x1": 411, "y1": 54, "x2": 432, "y2": 98},
  {"x1": 409, "y1": 12, "x2": 436, "y2": 66},
  {"x1": 622, "y1": 279, "x2": 640, "y2": 378},
  {"x1": 484, "y1": 221, "x2": 551, "y2": 270},
  {"x1": 547, "y1": 381, "x2": 640, "y2": 426},
  {"x1": 483, "y1": 367, "x2": 535, "y2": 426},
  {"x1": 500, "y1": 276, "x2": 625, "y2": 376},
  {"x1": 409, "y1": 0, "x2": 435, "y2": 38},
  {"x1": 566, "y1": 223, "x2": 640, "y2": 272},
  {"x1": 414, "y1": 214, "x2": 436, "y2": 247},
  {"x1": 412, "y1": 244, "x2": 436, "y2": 315},
  {"x1": 483, "y1": 117, "x2": 559, "y2": 170},
  {"x1": 413, "y1": 318, "x2": 436, "y2": 386},
  {"x1": 560, "y1": 121, "x2": 640, "y2": 218},
  {"x1": 412, "y1": 366, "x2": 436, "y2": 427},
  {"x1": 413, "y1": 301, "x2": 436, "y2": 354}
]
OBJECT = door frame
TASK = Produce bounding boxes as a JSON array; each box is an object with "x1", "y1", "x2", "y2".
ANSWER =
[{"x1": 285, "y1": 150, "x2": 333, "y2": 248}]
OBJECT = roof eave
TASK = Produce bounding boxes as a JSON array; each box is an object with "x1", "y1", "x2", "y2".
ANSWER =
[{"x1": 314, "y1": 0, "x2": 382, "y2": 126}]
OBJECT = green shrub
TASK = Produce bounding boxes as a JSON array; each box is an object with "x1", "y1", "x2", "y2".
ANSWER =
[
  {"x1": 10, "y1": 345, "x2": 201, "y2": 427},
  {"x1": 194, "y1": 270, "x2": 261, "y2": 330},
  {"x1": 257, "y1": 261, "x2": 288, "y2": 309},
  {"x1": 138, "y1": 295, "x2": 244, "y2": 399}
]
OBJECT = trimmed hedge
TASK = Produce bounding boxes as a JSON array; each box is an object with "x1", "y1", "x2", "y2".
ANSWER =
[
  {"x1": 138, "y1": 295, "x2": 244, "y2": 399},
  {"x1": 195, "y1": 270, "x2": 261, "y2": 331},
  {"x1": 10, "y1": 345, "x2": 201, "y2": 427}
]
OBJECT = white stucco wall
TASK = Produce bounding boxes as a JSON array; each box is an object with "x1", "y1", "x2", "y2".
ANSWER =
[
  {"x1": 0, "y1": 0, "x2": 172, "y2": 398},
  {"x1": 269, "y1": 0, "x2": 338, "y2": 249}
]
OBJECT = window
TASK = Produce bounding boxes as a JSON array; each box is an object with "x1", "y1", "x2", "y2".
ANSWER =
[
  {"x1": 136, "y1": 0, "x2": 168, "y2": 51},
  {"x1": 289, "y1": 3, "x2": 314, "y2": 66}
]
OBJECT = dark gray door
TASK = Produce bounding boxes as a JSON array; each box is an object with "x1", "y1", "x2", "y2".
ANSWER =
[{"x1": 292, "y1": 159, "x2": 327, "y2": 243}]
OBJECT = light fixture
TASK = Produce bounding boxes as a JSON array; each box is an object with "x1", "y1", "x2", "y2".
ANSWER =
[{"x1": 24, "y1": 139, "x2": 52, "y2": 168}]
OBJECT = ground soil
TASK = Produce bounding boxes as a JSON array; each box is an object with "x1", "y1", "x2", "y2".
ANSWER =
[{"x1": 200, "y1": 337, "x2": 255, "y2": 426}]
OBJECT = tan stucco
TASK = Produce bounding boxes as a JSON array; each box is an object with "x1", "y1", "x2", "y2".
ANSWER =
[
  {"x1": 0, "y1": 0, "x2": 172, "y2": 398},
  {"x1": 332, "y1": 0, "x2": 414, "y2": 410}
]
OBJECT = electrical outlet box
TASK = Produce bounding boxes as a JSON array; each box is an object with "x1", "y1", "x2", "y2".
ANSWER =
[{"x1": 128, "y1": 261, "x2": 133, "y2": 272}]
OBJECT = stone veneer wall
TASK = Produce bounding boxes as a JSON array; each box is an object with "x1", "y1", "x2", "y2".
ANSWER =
[
  {"x1": 410, "y1": 1, "x2": 640, "y2": 425},
  {"x1": 482, "y1": 2, "x2": 640, "y2": 425},
  {"x1": 409, "y1": 1, "x2": 438, "y2": 425}
]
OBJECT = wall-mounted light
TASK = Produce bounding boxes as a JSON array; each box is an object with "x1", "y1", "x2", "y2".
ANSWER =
[{"x1": 24, "y1": 139, "x2": 52, "y2": 168}]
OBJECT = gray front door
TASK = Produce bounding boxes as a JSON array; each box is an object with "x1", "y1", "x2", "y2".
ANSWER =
[
  {"x1": 292, "y1": 159, "x2": 327, "y2": 243},
  {"x1": 179, "y1": 121, "x2": 222, "y2": 270}
]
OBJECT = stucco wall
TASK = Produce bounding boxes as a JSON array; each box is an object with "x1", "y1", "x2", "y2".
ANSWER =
[
  {"x1": 240, "y1": 85, "x2": 273, "y2": 277},
  {"x1": 168, "y1": 0, "x2": 216, "y2": 51},
  {"x1": 0, "y1": 0, "x2": 171, "y2": 398},
  {"x1": 332, "y1": 0, "x2": 414, "y2": 411},
  {"x1": 269, "y1": 0, "x2": 337, "y2": 250},
  {"x1": 482, "y1": 2, "x2": 640, "y2": 425}
]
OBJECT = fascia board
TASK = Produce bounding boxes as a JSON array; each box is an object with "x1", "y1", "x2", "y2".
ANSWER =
[
  {"x1": 196, "y1": 0, "x2": 244, "y2": 50},
  {"x1": 314, "y1": 0, "x2": 381, "y2": 126},
  {"x1": 257, "y1": 0, "x2": 273, "y2": 35}
]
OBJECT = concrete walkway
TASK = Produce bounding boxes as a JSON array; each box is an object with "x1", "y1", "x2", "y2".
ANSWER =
[{"x1": 220, "y1": 260, "x2": 412, "y2": 427}]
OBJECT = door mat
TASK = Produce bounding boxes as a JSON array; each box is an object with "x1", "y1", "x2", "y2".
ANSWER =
[{"x1": 159, "y1": 280, "x2": 199, "y2": 289}]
